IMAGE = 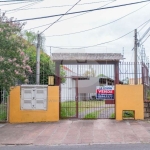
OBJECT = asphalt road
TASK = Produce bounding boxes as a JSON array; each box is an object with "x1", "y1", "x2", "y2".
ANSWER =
[{"x1": 0, "y1": 144, "x2": 150, "y2": 150}]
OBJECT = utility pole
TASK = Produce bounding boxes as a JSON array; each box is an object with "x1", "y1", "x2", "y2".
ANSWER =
[
  {"x1": 0, "y1": 9, "x2": 1, "y2": 22},
  {"x1": 36, "y1": 34, "x2": 41, "y2": 84},
  {"x1": 134, "y1": 29, "x2": 138, "y2": 85},
  {"x1": 122, "y1": 47, "x2": 124, "y2": 62},
  {"x1": 141, "y1": 45, "x2": 144, "y2": 63}
]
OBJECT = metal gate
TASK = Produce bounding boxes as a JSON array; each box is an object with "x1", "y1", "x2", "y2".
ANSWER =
[
  {"x1": 60, "y1": 64, "x2": 117, "y2": 119},
  {"x1": 0, "y1": 89, "x2": 8, "y2": 122}
]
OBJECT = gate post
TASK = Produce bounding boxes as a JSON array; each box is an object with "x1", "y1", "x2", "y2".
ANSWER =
[
  {"x1": 76, "y1": 78, "x2": 78, "y2": 118},
  {"x1": 55, "y1": 61, "x2": 61, "y2": 118},
  {"x1": 114, "y1": 61, "x2": 119, "y2": 84},
  {"x1": 55, "y1": 61, "x2": 61, "y2": 86}
]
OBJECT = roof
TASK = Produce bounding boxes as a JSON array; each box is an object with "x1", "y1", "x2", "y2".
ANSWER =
[
  {"x1": 62, "y1": 65, "x2": 77, "y2": 75},
  {"x1": 52, "y1": 53, "x2": 124, "y2": 61},
  {"x1": 62, "y1": 66, "x2": 73, "y2": 72}
]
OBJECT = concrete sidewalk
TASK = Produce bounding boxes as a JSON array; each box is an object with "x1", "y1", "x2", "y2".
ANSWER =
[{"x1": 0, "y1": 120, "x2": 150, "y2": 146}]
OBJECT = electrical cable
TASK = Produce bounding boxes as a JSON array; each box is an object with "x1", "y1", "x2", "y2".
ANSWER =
[
  {"x1": 46, "y1": 18, "x2": 150, "y2": 49},
  {"x1": 45, "y1": 2, "x2": 150, "y2": 37},
  {"x1": 0, "y1": 1, "x2": 31, "y2": 6},
  {"x1": 6, "y1": 1, "x2": 41, "y2": 14},
  {"x1": 138, "y1": 20, "x2": 150, "y2": 32},
  {"x1": 3, "y1": 0, "x2": 115, "y2": 11},
  {"x1": 141, "y1": 34, "x2": 150, "y2": 44},
  {"x1": 0, "y1": 0, "x2": 34, "y2": 2},
  {"x1": 50, "y1": 31, "x2": 134, "y2": 49},
  {"x1": 12, "y1": 0, "x2": 150, "y2": 22},
  {"x1": 26, "y1": 0, "x2": 115, "y2": 30},
  {"x1": 40, "y1": 0, "x2": 82, "y2": 34}
]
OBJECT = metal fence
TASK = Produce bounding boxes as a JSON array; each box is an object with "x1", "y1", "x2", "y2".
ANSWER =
[
  {"x1": 0, "y1": 61, "x2": 149, "y2": 121},
  {"x1": 119, "y1": 62, "x2": 143, "y2": 85},
  {"x1": 119, "y1": 62, "x2": 150, "y2": 100},
  {"x1": 60, "y1": 62, "x2": 150, "y2": 119},
  {"x1": 0, "y1": 89, "x2": 8, "y2": 122}
]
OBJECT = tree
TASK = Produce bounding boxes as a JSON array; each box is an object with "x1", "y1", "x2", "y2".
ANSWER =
[
  {"x1": 83, "y1": 65, "x2": 96, "y2": 77},
  {"x1": 0, "y1": 14, "x2": 32, "y2": 91},
  {"x1": 122, "y1": 77, "x2": 129, "y2": 84},
  {"x1": 24, "y1": 38, "x2": 66, "y2": 84},
  {"x1": 97, "y1": 74, "x2": 107, "y2": 77},
  {"x1": 23, "y1": 30, "x2": 45, "y2": 52}
]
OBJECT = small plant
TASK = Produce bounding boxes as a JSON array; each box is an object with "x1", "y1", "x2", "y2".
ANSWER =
[
  {"x1": 110, "y1": 113, "x2": 115, "y2": 119},
  {"x1": 0, "y1": 112, "x2": 7, "y2": 121},
  {"x1": 123, "y1": 111, "x2": 134, "y2": 118},
  {"x1": 84, "y1": 113, "x2": 97, "y2": 119},
  {"x1": 84, "y1": 110, "x2": 102, "y2": 119}
]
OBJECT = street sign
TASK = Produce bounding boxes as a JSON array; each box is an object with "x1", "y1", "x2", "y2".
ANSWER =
[{"x1": 96, "y1": 86, "x2": 114, "y2": 100}]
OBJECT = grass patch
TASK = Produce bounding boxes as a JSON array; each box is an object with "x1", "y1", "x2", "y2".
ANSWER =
[
  {"x1": 0, "y1": 104, "x2": 7, "y2": 121},
  {"x1": 110, "y1": 111, "x2": 134, "y2": 119},
  {"x1": 84, "y1": 110, "x2": 101, "y2": 119},
  {"x1": 123, "y1": 111, "x2": 134, "y2": 118},
  {"x1": 61, "y1": 101, "x2": 76, "y2": 118},
  {"x1": 110, "y1": 113, "x2": 115, "y2": 119},
  {"x1": 61, "y1": 100, "x2": 105, "y2": 118},
  {"x1": 0, "y1": 112, "x2": 7, "y2": 121}
]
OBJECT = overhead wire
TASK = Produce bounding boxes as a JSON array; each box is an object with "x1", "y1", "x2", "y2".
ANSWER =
[
  {"x1": 12, "y1": 0, "x2": 150, "y2": 22},
  {"x1": 46, "y1": 18, "x2": 150, "y2": 49},
  {"x1": 3, "y1": 0, "x2": 115, "y2": 11},
  {"x1": 0, "y1": 0, "x2": 33, "y2": 2},
  {"x1": 40, "y1": 0, "x2": 82, "y2": 34},
  {"x1": 5, "y1": 1, "x2": 42, "y2": 14},
  {"x1": 26, "y1": 0, "x2": 116, "y2": 31},
  {"x1": 0, "y1": 1, "x2": 31, "y2": 6},
  {"x1": 44, "y1": 2, "x2": 150, "y2": 37},
  {"x1": 138, "y1": 20, "x2": 150, "y2": 32},
  {"x1": 141, "y1": 34, "x2": 150, "y2": 44}
]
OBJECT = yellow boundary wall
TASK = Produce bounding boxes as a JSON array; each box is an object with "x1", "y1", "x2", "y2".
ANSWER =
[
  {"x1": 9, "y1": 86, "x2": 59, "y2": 123},
  {"x1": 116, "y1": 85, "x2": 144, "y2": 121},
  {"x1": 8, "y1": 85, "x2": 144, "y2": 122}
]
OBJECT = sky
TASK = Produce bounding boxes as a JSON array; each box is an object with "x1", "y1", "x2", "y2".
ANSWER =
[{"x1": 0, "y1": 0, "x2": 150, "y2": 62}]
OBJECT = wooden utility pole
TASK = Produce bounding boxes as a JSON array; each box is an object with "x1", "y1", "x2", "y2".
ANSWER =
[{"x1": 134, "y1": 29, "x2": 138, "y2": 85}]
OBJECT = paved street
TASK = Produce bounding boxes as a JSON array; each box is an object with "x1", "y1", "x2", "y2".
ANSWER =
[
  {"x1": 0, "y1": 144, "x2": 150, "y2": 150},
  {"x1": 0, "y1": 119, "x2": 150, "y2": 146}
]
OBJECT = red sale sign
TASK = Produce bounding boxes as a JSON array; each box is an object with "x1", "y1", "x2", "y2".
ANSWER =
[
  {"x1": 97, "y1": 90, "x2": 114, "y2": 94},
  {"x1": 96, "y1": 86, "x2": 114, "y2": 100}
]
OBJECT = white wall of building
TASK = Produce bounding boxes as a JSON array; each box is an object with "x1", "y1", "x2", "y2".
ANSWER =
[{"x1": 61, "y1": 67, "x2": 76, "y2": 102}]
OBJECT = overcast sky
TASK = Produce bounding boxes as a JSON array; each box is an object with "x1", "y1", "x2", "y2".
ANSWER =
[{"x1": 1, "y1": 0, "x2": 150, "y2": 62}]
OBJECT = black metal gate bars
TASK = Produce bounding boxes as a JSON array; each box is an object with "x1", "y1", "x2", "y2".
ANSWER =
[
  {"x1": 51, "y1": 53, "x2": 123, "y2": 119},
  {"x1": 60, "y1": 64, "x2": 116, "y2": 119}
]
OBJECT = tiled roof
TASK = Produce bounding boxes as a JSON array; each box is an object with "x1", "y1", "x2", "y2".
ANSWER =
[
  {"x1": 62, "y1": 66, "x2": 73, "y2": 72},
  {"x1": 52, "y1": 53, "x2": 123, "y2": 61}
]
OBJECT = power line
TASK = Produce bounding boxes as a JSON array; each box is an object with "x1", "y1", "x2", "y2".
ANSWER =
[
  {"x1": 0, "y1": 1, "x2": 31, "y2": 6},
  {"x1": 0, "y1": 0, "x2": 29, "y2": 2},
  {"x1": 40, "y1": 0, "x2": 82, "y2": 34},
  {"x1": 3, "y1": 0, "x2": 114, "y2": 11},
  {"x1": 46, "y1": 18, "x2": 150, "y2": 49},
  {"x1": 50, "y1": 31, "x2": 134, "y2": 49},
  {"x1": 141, "y1": 34, "x2": 150, "y2": 44},
  {"x1": 0, "y1": 0, "x2": 40, "y2": 2},
  {"x1": 26, "y1": 0, "x2": 115, "y2": 30},
  {"x1": 6, "y1": 1, "x2": 41, "y2": 14},
  {"x1": 12, "y1": 0, "x2": 150, "y2": 22},
  {"x1": 2, "y1": 0, "x2": 113, "y2": 11},
  {"x1": 45, "y1": 2, "x2": 150, "y2": 37},
  {"x1": 138, "y1": 20, "x2": 150, "y2": 32}
]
